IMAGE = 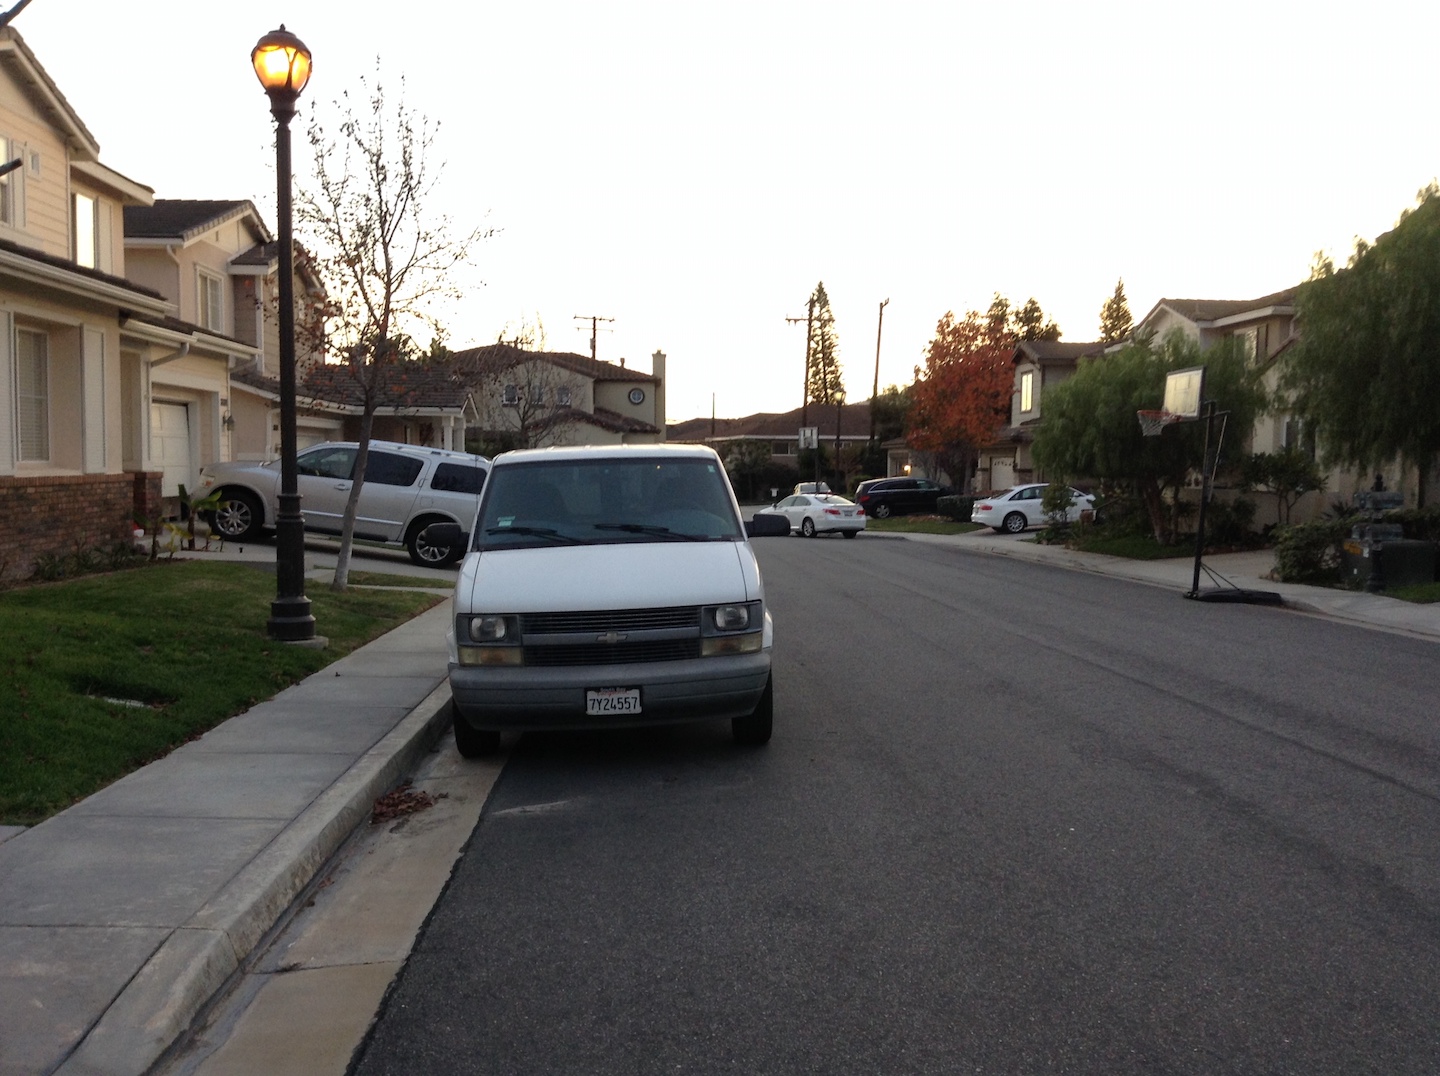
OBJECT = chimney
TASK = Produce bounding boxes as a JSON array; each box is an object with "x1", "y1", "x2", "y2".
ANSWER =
[{"x1": 652, "y1": 350, "x2": 667, "y2": 439}]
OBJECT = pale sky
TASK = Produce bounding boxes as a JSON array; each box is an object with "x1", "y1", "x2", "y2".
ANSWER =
[{"x1": 15, "y1": 0, "x2": 1439, "y2": 423}]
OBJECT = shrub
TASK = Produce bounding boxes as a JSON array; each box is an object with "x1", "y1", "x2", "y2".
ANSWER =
[
  {"x1": 1272, "y1": 518, "x2": 1350, "y2": 583},
  {"x1": 1205, "y1": 496, "x2": 1257, "y2": 548},
  {"x1": 1383, "y1": 505, "x2": 1440, "y2": 543},
  {"x1": 936, "y1": 494, "x2": 975, "y2": 522}
]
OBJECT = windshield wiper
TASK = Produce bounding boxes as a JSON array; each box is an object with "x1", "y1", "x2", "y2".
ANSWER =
[
  {"x1": 484, "y1": 525, "x2": 586, "y2": 545},
  {"x1": 593, "y1": 523, "x2": 709, "y2": 542}
]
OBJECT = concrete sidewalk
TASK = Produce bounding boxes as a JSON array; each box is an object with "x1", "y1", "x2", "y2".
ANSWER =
[
  {"x1": 0, "y1": 592, "x2": 457, "y2": 1076},
  {"x1": 896, "y1": 527, "x2": 1440, "y2": 642},
  {"x1": 2, "y1": 528, "x2": 1436, "y2": 1076}
]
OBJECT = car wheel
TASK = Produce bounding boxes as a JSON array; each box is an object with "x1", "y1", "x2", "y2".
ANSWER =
[
  {"x1": 801, "y1": 517, "x2": 817, "y2": 538},
  {"x1": 451, "y1": 699, "x2": 501, "y2": 758},
  {"x1": 211, "y1": 490, "x2": 264, "y2": 541},
  {"x1": 871, "y1": 503, "x2": 892, "y2": 519},
  {"x1": 407, "y1": 519, "x2": 459, "y2": 566},
  {"x1": 842, "y1": 529, "x2": 857, "y2": 539},
  {"x1": 1003, "y1": 511, "x2": 1027, "y2": 534},
  {"x1": 732, "y1": 675, "x2": 773, "y2": 746}
]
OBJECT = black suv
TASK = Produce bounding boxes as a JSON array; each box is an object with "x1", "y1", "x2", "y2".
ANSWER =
[{"x1": 853, "y1": 477, "x2": 945, "y2": 518}]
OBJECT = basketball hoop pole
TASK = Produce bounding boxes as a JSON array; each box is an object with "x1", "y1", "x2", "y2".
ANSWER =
[{"x1": 1187, "y1": 400, "x2": 1217, "y2": 598}]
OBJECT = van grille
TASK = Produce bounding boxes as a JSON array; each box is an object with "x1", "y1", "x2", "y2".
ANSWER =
[
  {"x1": 521, "y1": 607, "x2": 699, "y2": 634},
  {"x1": 516, "y1": 606, "x2": 703, "y2": 667}
]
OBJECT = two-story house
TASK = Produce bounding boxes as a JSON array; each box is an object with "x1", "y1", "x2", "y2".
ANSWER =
[
  {"x1": 450, "y1": 344, "x2": 667, "y2": 449},
  {"x1": 1129, "y1": 287, "x2": 1371, "y2": 521},
  {"x1": 0, "y1": 27, "x2": 182, "y2": 580},
  {"x1": 976, "y1": 339, "x2": 1107, "y2": 493},
  {"x1": 123, "y1": 199, "x2": 336, "y2": 471}
]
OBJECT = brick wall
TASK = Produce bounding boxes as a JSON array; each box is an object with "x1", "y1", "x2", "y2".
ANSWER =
[{"x1": 0, "y1": 473, "x2": 159, "y2": 584}]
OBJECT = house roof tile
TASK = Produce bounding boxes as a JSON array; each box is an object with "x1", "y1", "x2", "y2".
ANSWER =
[
  {"x1": 123, "y1": 199, "x2": 269, "y2": 242},
  {"x1": 668, "y1": 402, "x2": 873, "y2": 442},
  {"x1": 300, "y1": 361, "x2": 470, "y2": 411},
  {"x1": 446, "y1": 344, "x2": 658, "y2": 383}
]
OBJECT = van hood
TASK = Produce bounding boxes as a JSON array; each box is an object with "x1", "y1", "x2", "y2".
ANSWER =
[{"x1": 455, "y1": 541, "x2": 761, "y2": 613}]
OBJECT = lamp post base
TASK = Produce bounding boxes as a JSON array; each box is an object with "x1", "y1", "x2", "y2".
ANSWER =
[{"x1": 267, "y1": 596, "x2": 316, "y2": 641}]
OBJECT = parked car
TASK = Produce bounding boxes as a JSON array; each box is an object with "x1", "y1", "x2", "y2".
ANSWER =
[
  {"x1": 432, "y1": 443, "x2": 786, "y2": 757},
  {"x1": 971, "y1": 483, "x2": 1095, "y2": 534},
  {"x1": 793, "y1": 481, "x2": 831, "y2": 495},
  {"x1": 853, "y1": 476, "x2": 946, "y2": 518},
  {"x1": 198, "y1": 440, "x2": 490, "y2": 565},
  {"x1": 764, "y1": 493, "x2": 865, "y2": 538}
]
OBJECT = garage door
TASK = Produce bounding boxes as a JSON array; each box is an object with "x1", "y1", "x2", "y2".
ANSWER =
[
  {"x1": 151, "y1": 402, "x2": 192, "y2": 497},
  {"x1": 990, "y1": 457, "x2": 1016, "y2": 493}
]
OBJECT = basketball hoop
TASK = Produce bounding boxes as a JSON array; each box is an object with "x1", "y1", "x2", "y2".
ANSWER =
[{"x1": 1137, "y1": 409, "x2": 1181, "y2": 437}]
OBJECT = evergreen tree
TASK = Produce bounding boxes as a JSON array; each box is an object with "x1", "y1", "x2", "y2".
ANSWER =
[
  {"x1": 1015, "y1": 297, "x2": 1062, "y2": 341},
  {"x1": 806, "y1": 281, "x2": 844, "y2": 406},
  {"x1": 1099, "y1": 278, "x2": 1133, "y2": 343}
]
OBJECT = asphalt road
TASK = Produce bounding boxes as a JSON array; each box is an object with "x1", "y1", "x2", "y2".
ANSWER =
[{"x1": 351, "y1": 534, "x2": 1440, "y2": 1075}]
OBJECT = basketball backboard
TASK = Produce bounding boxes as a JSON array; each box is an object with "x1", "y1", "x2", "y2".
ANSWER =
[{"x1": 1163, "y1": 366, "x2": 1205, "y2": 419}]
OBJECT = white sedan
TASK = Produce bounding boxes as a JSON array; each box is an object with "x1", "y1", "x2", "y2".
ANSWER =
[
  {"x1": 972, "y1": 484, "x2": 1095, "y2": 534},
  {"x1": 765, "y1": 493, "x2": 866, "y2": 538}
]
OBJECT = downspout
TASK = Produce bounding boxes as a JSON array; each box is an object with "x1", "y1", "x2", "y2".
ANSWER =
[{"x1": 150, "y1": 342, "x2": 190, "y2": 368}]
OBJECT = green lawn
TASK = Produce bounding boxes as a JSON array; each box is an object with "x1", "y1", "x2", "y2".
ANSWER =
[
  {"x1": 1066, "y1": 533, "x2": 1196, "y2": 559},
  {"x1": 0, "y1": 561, "x2": 443, "y2": 825},
  {"x1": 864, "y1": 517, "x2": 984, "y2": 536},
  {"x1": 1387, "y1": 581, "x2": 1440, "y2": 603}
]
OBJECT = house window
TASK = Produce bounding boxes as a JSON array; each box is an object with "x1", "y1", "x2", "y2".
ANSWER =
[
  {"x1": 73, "y1": 193, "x2": 98, "y2": 268},
  {"x1": 556, "y1": 386, "x2": 571, "y2": 408},
  {"x1": 198, "y1": 271, "x2": 225, "y2": 331},
  {"x1": 528, "y1": 385, "x2": 547, "y2": 409},
  {"x1": 1235, "y1": 328, "x2": 1258, "y2": 362},
  {"x1": 502, "y1": 384, "x2": 519, "y2": 407},
  {"x1": 16, "y1": 328, "x2": 49, "y2": 461},
  {"x1": 1020, "y1": 371, "x2": 1034, "y2": 413}
]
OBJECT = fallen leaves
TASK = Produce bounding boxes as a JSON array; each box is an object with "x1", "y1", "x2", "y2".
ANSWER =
[{"x1": 370, "y1": 781, "x2": 446, "y2": 825}]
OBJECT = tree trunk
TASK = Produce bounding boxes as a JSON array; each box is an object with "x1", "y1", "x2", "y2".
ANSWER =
[
  {"x1": 1140, "y1": 479, "x2": 1169, "y2": 544},
  {"x1": 332, "y1": 407, "x2": 376, "y2": 592}
]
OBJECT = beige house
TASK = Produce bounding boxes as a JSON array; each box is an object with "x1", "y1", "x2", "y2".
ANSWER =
[
  {"x1": 1129, "y1": 288, "x2": 1379, "y2": 523},
  {"x1": 451, "y1": 344, "x2": 667, "y2": 448},
  {"x1": 976, "y1": 339, "x2": 1107, "y2": 493},
  {"x1": 0, "y1": 27, "x2": 183, "y2": 579},
  {"x1": 124, "y1": 199, "x2": 332, "y2": 474}
]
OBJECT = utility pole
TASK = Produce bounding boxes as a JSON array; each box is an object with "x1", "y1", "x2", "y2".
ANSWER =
[
  {"x1": 870, "y1": 298, "x2": 889, "y2": 447},
  {"x1": 784, "y1": 295, "x2": 816, "y2": 428},
  {"x1": 572, "y1": 315, "x2": 613, "y2": 362}
]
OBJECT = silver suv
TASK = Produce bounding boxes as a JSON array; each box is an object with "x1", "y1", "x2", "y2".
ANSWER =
[{"x1": 198, "y1": 441, "x2": 490, "y2": 565}]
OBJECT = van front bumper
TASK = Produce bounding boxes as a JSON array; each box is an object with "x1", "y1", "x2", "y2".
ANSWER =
[{"x1": 449, "y1": 651, "x2": 771, "y2": 731}]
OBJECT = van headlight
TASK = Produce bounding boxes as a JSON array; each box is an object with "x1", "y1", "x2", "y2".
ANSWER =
[
  {"x1": 456, "y1": 614, "x2": 523, "y2": 666},
  {"x1": 700, "y1": 601, "x2": 762, "y2": 655}
]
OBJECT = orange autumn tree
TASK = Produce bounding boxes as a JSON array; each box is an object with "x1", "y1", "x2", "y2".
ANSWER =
[{"x1": 907, "y1": 299, "x2": 1017, "y2": 488}]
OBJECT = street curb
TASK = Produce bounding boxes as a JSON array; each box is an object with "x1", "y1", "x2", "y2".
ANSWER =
[{"x1": 55, "y1": 682, "x2": 454, "y2": 1076}]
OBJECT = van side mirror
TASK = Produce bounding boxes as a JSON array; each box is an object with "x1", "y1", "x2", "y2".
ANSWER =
[{"x1": 745, "y1": 513, "x2": 790, "y2": 538}]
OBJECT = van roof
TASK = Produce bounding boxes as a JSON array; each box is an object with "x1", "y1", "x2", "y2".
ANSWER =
[{"x1": 492, "y1": 443, "x2": 720, "y2": 467}]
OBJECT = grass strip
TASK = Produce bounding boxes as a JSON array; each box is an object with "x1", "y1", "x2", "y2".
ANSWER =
[
  {"x1": 865, "y1": 518, "x2": 984, "y2": 536},
  {"x1": 0, "y1": 560, "x2": 443, "y2": 824}
]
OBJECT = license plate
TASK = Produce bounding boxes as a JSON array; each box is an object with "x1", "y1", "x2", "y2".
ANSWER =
[{"x1": 586, "y1": 687, "x2": 641, "y2": 716}]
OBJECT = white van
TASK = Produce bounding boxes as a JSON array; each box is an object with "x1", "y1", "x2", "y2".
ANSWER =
[{"x1": 431, "y1": 444, "x2": 788, "y2": 756}]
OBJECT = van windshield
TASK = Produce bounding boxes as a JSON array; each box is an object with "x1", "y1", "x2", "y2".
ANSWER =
[{"x1": 475, "y1": 457, "x2": 744, "y2": 549}]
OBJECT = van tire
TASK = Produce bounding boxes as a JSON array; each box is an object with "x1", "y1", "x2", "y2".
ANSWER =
[
  {"x1": 732, "y1": 675, "x2": 773, "y2": 746},
  {"x1": 452, "y1": 700, "x2": 501, "y2": 758}
]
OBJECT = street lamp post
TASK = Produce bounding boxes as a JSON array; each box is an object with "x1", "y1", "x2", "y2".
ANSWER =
[{"x1": 252, "y1": 26, "x2": 316, "y2": 642}]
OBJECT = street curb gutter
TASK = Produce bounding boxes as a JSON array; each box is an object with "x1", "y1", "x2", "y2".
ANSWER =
[{"x1": 55, "y1": 683, "x2": 454, "y2": 1076}]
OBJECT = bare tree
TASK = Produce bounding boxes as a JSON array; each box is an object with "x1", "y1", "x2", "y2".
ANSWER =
[{"x1": 295, "y1": 61, "x2": 491, "y2": 589}]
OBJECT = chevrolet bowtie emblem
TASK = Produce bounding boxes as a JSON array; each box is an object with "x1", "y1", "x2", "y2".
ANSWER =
[{"x1": 597, "y1": 631, "x2": 628, "y2": 644}]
